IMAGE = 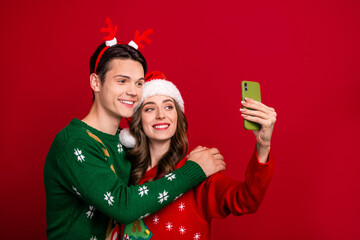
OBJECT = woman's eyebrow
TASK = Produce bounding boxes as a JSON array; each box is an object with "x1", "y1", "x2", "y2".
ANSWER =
[
  {"x1": 163, "y1": 99, "x2": 174, "y2": 103},
  {"x1": 143, "y1": 101, "x2": 155, "y2": 106}
]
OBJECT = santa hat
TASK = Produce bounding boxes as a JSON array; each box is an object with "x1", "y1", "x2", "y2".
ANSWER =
[
  {"x1": 119, "y1": 71, "x2": 184, "y2": 148},
  {"x1": 133, "y1": 71, "x2": 185, "y2": 113}
]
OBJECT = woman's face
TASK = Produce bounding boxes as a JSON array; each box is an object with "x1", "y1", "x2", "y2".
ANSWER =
[{"x1": 141, "y1": 95, "x2": 178, "y2": 144}]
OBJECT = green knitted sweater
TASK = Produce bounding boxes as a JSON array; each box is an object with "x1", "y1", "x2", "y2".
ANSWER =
[{"x1": 44, "y1": 119, "x2": 205, "y2": 240}]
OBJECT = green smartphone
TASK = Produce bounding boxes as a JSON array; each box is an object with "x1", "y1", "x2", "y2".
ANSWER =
[{"x1": 241, "y1": 81, "x2": 262, "y2": 130}]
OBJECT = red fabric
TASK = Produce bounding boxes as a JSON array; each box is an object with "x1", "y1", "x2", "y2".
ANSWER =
[
  {"x1": 138, "y1": 147, "x2": 274, "y2": 239},
  {"x1": 145, "y1": 71, "x2": 167, "y2": 82}
]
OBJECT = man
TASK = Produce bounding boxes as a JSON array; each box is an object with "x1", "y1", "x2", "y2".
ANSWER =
[{"x1": 43, "y1": 40, "x2": 225, "y2": 239}]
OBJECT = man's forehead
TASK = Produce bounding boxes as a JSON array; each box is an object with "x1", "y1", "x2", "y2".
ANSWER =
[{"x1": 108, "y1": 59, "x2": 144, "y2": 78}]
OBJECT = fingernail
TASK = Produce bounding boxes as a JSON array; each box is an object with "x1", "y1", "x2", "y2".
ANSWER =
[
  {"x1": 241, "y1": 101, "x2": 245, "y2": 105},
  {"x1": 240, "y1": 108, "x2": 245, "y2": 112}
]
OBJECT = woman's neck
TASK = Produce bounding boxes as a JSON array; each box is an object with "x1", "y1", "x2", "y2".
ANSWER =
[{"x1": 148, "y1": 140, "x2": 171, "y2": 170}]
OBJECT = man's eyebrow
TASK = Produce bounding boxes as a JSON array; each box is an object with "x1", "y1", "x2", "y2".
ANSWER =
[
  {"x1": 113, "y1": 75, "x2": 145, "y2": 81},
  {"x1": 114, "y1": 74, "x2": 130, "y2": 79}
]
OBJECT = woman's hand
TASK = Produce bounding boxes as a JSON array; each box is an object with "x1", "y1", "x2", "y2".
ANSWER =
[{"x1": 240, "y1": 97, "x2": 277, "y2": 163}]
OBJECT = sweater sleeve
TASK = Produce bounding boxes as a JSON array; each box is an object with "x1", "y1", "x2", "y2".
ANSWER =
[
  {"x1": 56, "y1": 139, "x2": 206, "y2": 225},
  {"x1": 194, "y1": 146, "x2": 274, "y2": 220}
]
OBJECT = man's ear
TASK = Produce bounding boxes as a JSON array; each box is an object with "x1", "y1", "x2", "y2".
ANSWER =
[{"x1": 90, "y1": 73, "x2": 101, "y2": 92}]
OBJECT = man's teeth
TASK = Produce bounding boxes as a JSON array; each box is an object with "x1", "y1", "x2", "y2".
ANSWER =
[
  {"x1": 154, "y1": 125, "x2": 169, "y2": 129},
  {"x1": 120, "y1": 100, "x2": 134, "y2": 105}
]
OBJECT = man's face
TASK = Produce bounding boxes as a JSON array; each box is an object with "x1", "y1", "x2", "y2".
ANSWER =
[{"x1": 96, "y1": 58, "x2": 144, "y2": 119}]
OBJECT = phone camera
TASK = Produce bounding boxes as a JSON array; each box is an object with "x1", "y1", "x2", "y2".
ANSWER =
[{"x1": 244, "y1": 83, "x2": 248, "y2": 91}]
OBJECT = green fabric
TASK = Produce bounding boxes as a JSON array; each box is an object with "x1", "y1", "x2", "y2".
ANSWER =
[{"x1": 44, "y1": 119, "x2": 206, "y2": 240}]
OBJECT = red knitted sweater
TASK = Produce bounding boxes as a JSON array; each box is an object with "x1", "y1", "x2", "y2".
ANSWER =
[{"x1": 130, "y1": 147, "x2": 274, "y2": 240}]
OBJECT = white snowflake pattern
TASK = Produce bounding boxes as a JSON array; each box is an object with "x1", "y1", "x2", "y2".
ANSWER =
[
  {"x1": 139, "y1": 213, "x2": 150, "y2": 219},
  {"x1": 72, "y1": 186, "x2": 81, "y2": 197},
  {"x1": 178, "y1": 202, "x2": 185, "y2": 211},
  {"x1": 86, "y1": 205, "x2": 95, "y2": 219},
  {"x1": 138, "y1": 186, "x2": 149, "y2": 197},
  {"x1": 74, "y1": 148, "x2": 85, "y2": 162},
  {"x1": 158, "y1": 190, "x2": 169, "y2": 204},
  {"x1": 166, "y1": 222, "x2": 173, "y2": 231},
  {"x1": 153, "y1": 215, "x2": 159, "y2": 224},
  {"x1": 104, "y1": 192, "x2": 114, "y2": 206},
  {"x1": 165, "y1": 173, "x2": 176, "y2": 181},
  {"x1": 194, "y1": 233, "x2": 201, "y2": 240},
  {"x1": 90, "y1": 236, "x2": 97, "y2": 240},
  {"x1": 174, "y1": 193, "x2": 183, "y2": 201},
  {"x1": 117, "y1": 143, "x2": 123, "y2": 153},
  {"x1": 179, "y1": 226, "x2": 186, "y2": 234}
]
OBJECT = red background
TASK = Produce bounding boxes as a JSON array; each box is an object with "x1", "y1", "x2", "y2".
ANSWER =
[{"x1": 1, "y1": 0, "x2": 359, "y2": 239}]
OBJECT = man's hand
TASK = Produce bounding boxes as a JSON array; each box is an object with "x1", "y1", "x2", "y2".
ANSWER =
[{"x1": 188, "y1": 146, "x2": 225, "y2": 177}]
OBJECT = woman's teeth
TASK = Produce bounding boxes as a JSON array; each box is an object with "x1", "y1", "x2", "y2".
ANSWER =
[{"x1": 154, "y1": 124, "x2": 169, "y2": 129}]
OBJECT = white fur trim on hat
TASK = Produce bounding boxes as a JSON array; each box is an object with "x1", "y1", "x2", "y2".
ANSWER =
[
  {"x1": 133, "y1": 79, "x2": 185, "y2": 113},
  {"x1": 119, "y1": 128, "x2": 136, "y2": 148}
]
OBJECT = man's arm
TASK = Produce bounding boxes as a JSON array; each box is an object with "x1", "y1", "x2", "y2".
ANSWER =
[{"x1": 57, "y1": 140, "x2": 224, "y2": 225}]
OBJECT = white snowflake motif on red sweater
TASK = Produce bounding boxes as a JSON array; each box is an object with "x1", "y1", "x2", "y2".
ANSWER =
[
  {"x1": 179, "y1": 226, "x2": 186, "y2": 234},
  {"x1": 153, "y1": 215, "x2": 159, "y2": 224},
  {"x1": 194, "y1": 233, "x2": 201, "y2": 239},
  {"x1": 178, "y1": 202, "x2": 185, "y2": 211},
  {"x1": 166, "y1": 222, "x2": 173, "y2": 231}
]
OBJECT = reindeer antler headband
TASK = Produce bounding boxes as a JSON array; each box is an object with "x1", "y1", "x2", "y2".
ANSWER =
[{"x1": 94, "y1": 18, "x2": 154, "y2": 74}]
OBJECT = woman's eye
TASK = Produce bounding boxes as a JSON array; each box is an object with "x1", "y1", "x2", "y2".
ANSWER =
[
  {"x1": 165, "y1": 105, "x2": 174, "y2": 110},
  {"x1": 144, "y1": 108, "x2": 154, "y2": 112},
  {"x1": 136, "y1": 82, "x2": 143, "y2": 86}
]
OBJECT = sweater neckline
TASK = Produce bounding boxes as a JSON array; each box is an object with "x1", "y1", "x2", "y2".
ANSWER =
[{"x1": 71, "y1": 118, "x2": 120, "y2": 142}]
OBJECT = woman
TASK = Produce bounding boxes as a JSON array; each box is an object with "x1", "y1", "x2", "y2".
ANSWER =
[{"x1": 120, "y1": 71, "x2": 276, "y2": 239}]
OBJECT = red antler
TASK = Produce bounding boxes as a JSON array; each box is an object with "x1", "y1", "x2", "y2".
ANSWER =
[
  {"x1": 100, "y1": 18, "x2": 118, "y2": 41},
  {"x1": 133, "y1": 29, "x2": 154, "y2": 49}
]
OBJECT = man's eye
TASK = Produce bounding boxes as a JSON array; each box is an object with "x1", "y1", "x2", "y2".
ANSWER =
[
  {"x1": 136, "y1": 82, "x2": 143, "y2": 86},
  {"x1": 118, "y1": 79, "x2": 126, "y2": 83}
]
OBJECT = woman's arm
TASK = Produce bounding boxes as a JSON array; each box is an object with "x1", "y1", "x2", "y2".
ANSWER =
[{"x1": 194, "y1": 147, "x2": 274, "y2": 220}]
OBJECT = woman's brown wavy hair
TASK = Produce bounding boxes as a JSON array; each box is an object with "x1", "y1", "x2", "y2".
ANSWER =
[{"x1": 128, "y1": 100, "x2": 188, "y2": 185}]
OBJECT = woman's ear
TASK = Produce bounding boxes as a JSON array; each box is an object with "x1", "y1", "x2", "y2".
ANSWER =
[{"x1": 90, "y1": 73, "x2": 101, "y2": 92}]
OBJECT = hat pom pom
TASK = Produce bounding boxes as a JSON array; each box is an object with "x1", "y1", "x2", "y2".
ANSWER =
[{"x1": 119, "y1": 128, "x2": 136, "y2": 148}]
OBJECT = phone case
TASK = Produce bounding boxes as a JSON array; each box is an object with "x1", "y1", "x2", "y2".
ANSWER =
[{"x1": 241, "y1": 81, "x2": 262, "y2": 130}]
